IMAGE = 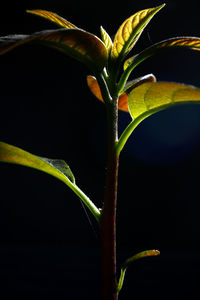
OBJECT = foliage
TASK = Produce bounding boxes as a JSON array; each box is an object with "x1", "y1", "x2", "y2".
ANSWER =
[{"x1": 0, "y1": 4, "x2": 200, "y2": 299}]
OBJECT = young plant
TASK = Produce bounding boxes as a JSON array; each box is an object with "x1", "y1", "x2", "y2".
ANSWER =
[{"x1": 0, "y1": 4, "x2": 200, "y2": 299}]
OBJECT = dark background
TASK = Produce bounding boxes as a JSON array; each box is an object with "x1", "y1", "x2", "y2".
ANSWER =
[{"x1": 0, "y1": 0, "x2": 200, "y2": 299}]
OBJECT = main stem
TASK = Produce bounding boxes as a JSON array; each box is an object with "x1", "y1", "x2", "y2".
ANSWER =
[{"x1": 101, "y1": 95, "x2": 119, "y2": 300}]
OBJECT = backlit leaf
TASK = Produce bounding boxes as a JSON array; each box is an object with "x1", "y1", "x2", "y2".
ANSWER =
[
  {"x1": 100, "y1": 26, "x2": 113, "y2": 53},
  {"x1": 123, "y1": 249, "x2": 160, "y2": 268},
  {"x1": 124, "y1": 37, "x2": 200, "y2": 70},
  {"x1": 117, "y1": 81, "x2": 200, "y2": 155},
  {"x1": 87, "y1": 74, "x2": 156, "y2": 112},
  {"x1": 0, "y1": 141, "x2": 101, "y2": 222},
  {"x1": 87, "y1": 75, "x2": 103, "y2": 101},
  {"x1": 0, "y1": 141, "x2": 75, "y2": 184},
  {"x1": 27, "y1": 9, "x2": 77, "y2": 29},
  {"x1": 0, "y1": 28, "x2": 108, "y2": 72},
  {"x1": 111, "y1": 4, "x2": 165, "y2": 61},
  {"x1": 118, "y1": 249, "x2": 160, "y2": 293},
  {"x1": 128, "y1": 81, "x2": 200, "y2": 120}
]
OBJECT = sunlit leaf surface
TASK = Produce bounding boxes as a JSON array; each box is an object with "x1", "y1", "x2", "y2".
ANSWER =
[
  {"x1": 0, "y1": 28, "x2": 108, "y2": 72},
  {"x1": 100, "y1": 26, "x2": 113, "y2": 53},
  {"x1": 0, "y1": 141, "x2": 101, "y2": 221},
  {"x1": 27, "y1": 9, "x2": 77, "y2": 29},
  {"x1": 128, "y1": 81, "x2": 200, "y2": 120},
  {"x1": 111, "y1": 4, "x2": 165, "y2": 61},
  {"x1": 124, "y1": 37, "x2": 200, "y2": 70},
  {"x1": 0, "y1": 141, "x2": 75, "y2": 184}
]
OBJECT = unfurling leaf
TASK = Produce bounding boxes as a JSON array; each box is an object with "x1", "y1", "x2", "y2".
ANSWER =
[
  {"x1": 0, "y1": 142, "x2": 101, "y2": 222},
  {"x1": 87, "y1": 74, "x2": 156, "y2": 112},
  {"x1": 118, "y1": 249, "x2": 160, "y2": 293},
  {"x1": 128, "y1": 81, "x2": 200, "y2": 120},
  {"x1": 27, "y1": 9, "x2": 77, "y2": 29},
  {"x1": 111, "y1": 4, "x2": 165, "y2": 61},
  {"x1": 0, "y1": 28, "x2": 108, "y2": 72},
  {"x1": 124, "y1": 37, "x2": 200, "y2": 70},
  {"x1": 100, "y1": 26, "x2": 113, "y2": 53}
]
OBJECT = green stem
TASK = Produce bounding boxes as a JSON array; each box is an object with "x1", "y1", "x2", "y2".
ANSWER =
[
  {"x1": 68, "y1": 182, "x2": 101, "y2": 223},
  {"x1": 116, "y1": 103, "x2": 180, "y2": 155},
  {"x1": 117, "y1": 54, "x2": 148, "y2": 94},
  {"x1": 116, "y1": 111, "x2": 152, "y2": 156},
  {"x1": 117, "y1": 267, "x2": 126, "y2": 294}
]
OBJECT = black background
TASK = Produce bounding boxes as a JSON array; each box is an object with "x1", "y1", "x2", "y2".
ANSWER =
[{"x1": 1, "y1": 1, "x2": 200, "y2": 299}]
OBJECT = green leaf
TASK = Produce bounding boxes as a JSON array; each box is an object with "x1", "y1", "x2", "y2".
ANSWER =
[
  {"x1": 0, "y1": 28, "x2": 108, "y2": 72},
  {"x1": 123, "y1": 249, "x2": 160, "y2": 268},
  {"x1": 123, "y1": 36, "x2": 200, "y2": 71},
  {"x1": 116, "y1": 81, "x2": 200, "y2": 155},
  {"x1": 100, "y1": 26, "x2": 113, "y2": 53},
  {"x1": 128, "y1": 81, "x2": 200, "y2": 120},
  {"x1": 26, "y1": 9, "x2": 77, "y2": 29},
  {"x1": 118, "y1": 249, "x2": 160, "y2": 293},
  {"x1": 111, "y1": 4, "x2": 165, "y2": 62},
  {"x1": 0, "y1": 141, "x2": 101, "y2": 222},
  {"x1": 0, "y1": 141, "x2": 74, "y2": 185}
]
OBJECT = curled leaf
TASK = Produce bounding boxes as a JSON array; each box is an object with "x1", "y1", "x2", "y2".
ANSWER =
[
  {"x1": 123, "y1": 249, "x2": 160, "y2": 269},
  {"x1": 26, "y1": 9, "x2": 77, "y2": 29},
  {"x1": 0, "y1": 28, "x2": 108, "y2": 72},
  {"x1": 0, "y1": 142, "x2": 101, "y2": 222},
  {"x1": 124, "y1": 36, "x2": 200, "y2": 70},
  {"x1": 111, "y1": 4, "x2": 165, "y2": 61},
  {"x1": 118, "y1": 249, "x2": 160, "y2": 293},
  {"x1": 87, "y1": 74, "x2": 156, "y2": 112}
]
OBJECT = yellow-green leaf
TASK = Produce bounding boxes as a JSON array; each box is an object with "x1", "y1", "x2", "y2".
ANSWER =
[
  {"x1": 27, "y1": 9, "x2": 77, "y2": 29},
  {"x1": 0, "y1": 28, "x2": 108, "y2": 72},
  {"x1": 100, "y1": 26, "x2": 113, "y2": 53},
  {"x1": 0, "y1": 141, "x2": 101, "y2": 222},
  {"x1": 118, "y1": 249, "x2": 160, "y2": 293},
  {"x1": 128, "y1": 81, "x2": 200, "y2": 120},
  {"x1": 123, "y1": 249, "x2": 160, "y2": 268},
  {"x1": 0, "y1": 141, "x2": 75, "y2": 184},
  {"x1": 116, "y1": 81, "x2": 200, "y2": 155},
  {"x1": 111, "y1": 4, "x2": 165, "y2": 61},
  {"x1": 124, "y1": 37, "x2": 200, "y2": 70}
]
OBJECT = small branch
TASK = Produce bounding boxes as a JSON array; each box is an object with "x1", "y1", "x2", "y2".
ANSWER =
[
  {"x1": 116, "y1": 111, "x2": 152, "y2": 156},
  {"x1": 70, "y1": 183, "x2": 101, "y2": 223}
]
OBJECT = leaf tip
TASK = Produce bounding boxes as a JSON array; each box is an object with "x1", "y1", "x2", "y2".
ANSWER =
[
  {"x1": 26, "y1": 9, "x2": 33, "y2": 14},
  {"x1": 157, "y1": 3, "x2": 166, "y2": 10},
  {"x1": 149, "y1": 249, "x2": 160, "y2": 256}
]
